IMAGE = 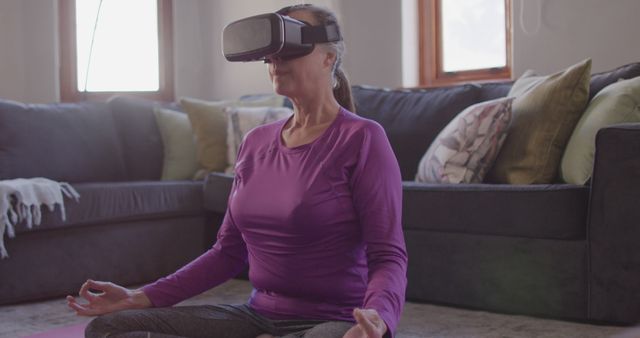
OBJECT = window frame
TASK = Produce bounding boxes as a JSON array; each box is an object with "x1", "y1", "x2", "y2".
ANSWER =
[
  {"x1": 418, "y1": 0, "x2": 512, "y2": 88},
  {"x1": 58, "y1": 0, "x2": 174, "y2": 102}
]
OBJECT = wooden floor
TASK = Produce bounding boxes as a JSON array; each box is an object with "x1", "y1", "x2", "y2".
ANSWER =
[{"x1": 0, "y1": 279, "x2": 628, "y2": 338}]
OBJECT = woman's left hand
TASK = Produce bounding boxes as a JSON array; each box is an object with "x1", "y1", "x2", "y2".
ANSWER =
[{"x1": 343, "y1": 308, "x2": 388, "y2": 338}]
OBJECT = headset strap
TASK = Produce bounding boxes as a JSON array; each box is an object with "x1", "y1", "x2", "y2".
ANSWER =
[{"x1": 302, "y1": 24, "x2": 342, "y2": 44}]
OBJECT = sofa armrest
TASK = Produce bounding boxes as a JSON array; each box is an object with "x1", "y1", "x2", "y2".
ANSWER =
[
  {"x1": 203, "y1": 172, "x2": 234, "y2": 214},
  {"x1": 588, "y1": 123, "x2": 640, "y2": 323}
]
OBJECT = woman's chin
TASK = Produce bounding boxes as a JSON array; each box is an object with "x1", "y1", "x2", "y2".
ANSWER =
[{"x1": 272, "y1": 84, "x2": 294, "y2": 98}]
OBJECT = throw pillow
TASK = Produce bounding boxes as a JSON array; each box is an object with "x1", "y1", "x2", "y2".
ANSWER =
[
  {"x1": 561, "y1": 76, "x2": 640, "y2": 184},
  {"x1": 486, "y1": 58, "x2": 592, "y2": 184},
  {"x1": 415, "y1": 98, "x2": 513, "y2": 184},
  {"x1": 153, "y1": 107, "x2": 199, "y2": 180},
  {"x1": 225, "y1": 106, "x2": 293, "y2": 174},
  {"x1": 181, "y1": 95, "x2": 286, "y2": 179}
]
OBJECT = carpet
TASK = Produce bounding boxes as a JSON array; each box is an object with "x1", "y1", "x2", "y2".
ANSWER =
[
  {"x1": 21, "y1": 323, "x2": 87, "y2": 338},
  {"x1": 0, "y1": 279, "x2": 628, "y2": 338}
]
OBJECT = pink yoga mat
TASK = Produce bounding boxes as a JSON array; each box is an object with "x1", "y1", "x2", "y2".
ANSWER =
[{"x1": 21, "y1": 323, "x2": 88, "y2": 338}]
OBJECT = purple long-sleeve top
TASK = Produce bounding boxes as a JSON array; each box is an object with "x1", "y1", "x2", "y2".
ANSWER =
[{"x1": 143, "y1": 107, "x2": 407, "y2": 335}]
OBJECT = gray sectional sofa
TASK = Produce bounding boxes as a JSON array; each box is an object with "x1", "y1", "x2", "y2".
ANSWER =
[
  {"x1": 0, "y1": 97, "x2": 217, "y2": 304},
  {"x1": 1, "y1": 62, "x2": 640, "y2": 327}
]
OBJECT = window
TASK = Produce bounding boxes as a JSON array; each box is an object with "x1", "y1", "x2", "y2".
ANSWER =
[
  {"x1": 418, "y1": 0, "x2": 511, "y2": 87},
  {"x1": 59, "y1": 0, "x2": 173, "y2": 101}
]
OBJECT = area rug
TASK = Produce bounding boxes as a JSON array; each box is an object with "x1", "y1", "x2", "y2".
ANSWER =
[
  {"x1": 21, "y1": 323, "x2": 87, "y2": 338},
  {"x1": 0, "y1": 279, "x2": 627, "y2": 338}
]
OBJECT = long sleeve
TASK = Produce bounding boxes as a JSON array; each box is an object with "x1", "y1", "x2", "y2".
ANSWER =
[
  {"x1": 350, "y1": 122, "x2": 408, "y2": 336},
  {"x1": 142, "y1": 173, "x2": 248, "y2": 307}
]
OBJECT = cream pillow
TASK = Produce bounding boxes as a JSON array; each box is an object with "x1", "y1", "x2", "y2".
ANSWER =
[
  {"x1": 225, "y1": 106, "x2": 293, "y2": 174},
  {"x1": 181, "y1": 95, "x2": 286, "y2": 179},
  {"x1": 561, "y1": 76, "x2": 640, "y2": 184},
  {"x1": 487, "y1": 58, "x2": 592, "y2": 184},
  {"x1": 415, "y1": 98, "x2": 513, "y2": 183},
  {"x1": 153, "y1": 107, "x2": 198, "y2": 180}
]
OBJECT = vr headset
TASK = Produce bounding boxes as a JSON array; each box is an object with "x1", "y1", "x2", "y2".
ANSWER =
[{"x1": 222, "y1": 13, "x2": 342, "y2": 62}]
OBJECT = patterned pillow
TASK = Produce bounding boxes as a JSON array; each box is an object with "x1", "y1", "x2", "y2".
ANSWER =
[
  {"x1": 415, "y1": 98, "x2": 513, "y2": 184},
  {"x1": 225, "y1": 106, "x2": 293, "y2": 174}
]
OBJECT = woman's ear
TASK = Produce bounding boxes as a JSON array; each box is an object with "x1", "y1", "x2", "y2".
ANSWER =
[{"x1": 323, "y1": 51, "x2": 336, "y2": 69}]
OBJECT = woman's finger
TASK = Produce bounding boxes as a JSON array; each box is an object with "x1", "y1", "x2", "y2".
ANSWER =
[
  {"x1": 354, "y1": 309, "x2": 381, "y2": 337},
  {"x1": 79, "y1": 282, "x2": 98, "y2": 302},
  {"x1": 67, "y1": 299, "x2": 93, "y2": 316},
  {"x1": 86, "y1": 279, "x2": 111, "y2": 290},
  {"x1": 66, "y1": 295, "x2": 75, "y2": 302}
]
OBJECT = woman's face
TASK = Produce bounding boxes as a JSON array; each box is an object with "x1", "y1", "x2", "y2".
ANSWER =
[{"x1": 267, "y1": 10, "x2": 335, "y2": 98}]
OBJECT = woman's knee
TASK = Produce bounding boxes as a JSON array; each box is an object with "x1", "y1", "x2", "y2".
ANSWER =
[
  {"x1": 85, "y1": 314, "x2": 114, "y2": 338},
  {"x1": 84, "y1": 310, "x2": 144, "y2": 338},
  {"x1": 302, "y1": 321, "x2": 352, "y2": 338}
]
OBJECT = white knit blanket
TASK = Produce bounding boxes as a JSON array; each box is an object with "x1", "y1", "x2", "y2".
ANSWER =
[{"x1": 0, "y1": 178, "x2": 80, "y2": 258}]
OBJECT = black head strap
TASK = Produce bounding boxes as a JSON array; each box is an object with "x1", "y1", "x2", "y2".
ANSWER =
[{"x1": 301, "y1": 24, "x2": 342, "y2": 44}]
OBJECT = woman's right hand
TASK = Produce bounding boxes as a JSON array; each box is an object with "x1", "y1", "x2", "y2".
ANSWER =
[{"x1": 66, "y1": 279, "x2": 152, "y2": 316}]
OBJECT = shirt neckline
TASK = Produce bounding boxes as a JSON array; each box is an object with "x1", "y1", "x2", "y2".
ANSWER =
[{"x1": 276, "y1": 107, "x2": 345, "y2": 153}]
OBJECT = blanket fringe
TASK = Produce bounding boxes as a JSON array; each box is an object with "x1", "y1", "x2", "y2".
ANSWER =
[{"x1": 0, "y1": 179, "x2": 80, "y2": 259}]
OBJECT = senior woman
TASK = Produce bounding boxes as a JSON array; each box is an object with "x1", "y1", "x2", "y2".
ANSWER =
[{"x1": 67, "y1": 4, "x2": 407, "y2": 338}]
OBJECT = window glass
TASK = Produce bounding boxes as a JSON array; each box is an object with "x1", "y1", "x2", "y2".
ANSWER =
[
  {"x1": 75, "y1": 0, "x2": 159, "y2": 91},
  {"x1": 440, "y1": 0, "x2": 507, "y2": 72}
]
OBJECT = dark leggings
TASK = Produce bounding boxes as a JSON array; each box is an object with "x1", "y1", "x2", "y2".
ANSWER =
[{"x1": 84, "y1": 304, "x2": 353, "y2": 338}]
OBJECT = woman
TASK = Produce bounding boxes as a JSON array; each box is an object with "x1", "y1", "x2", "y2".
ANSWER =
[{"x1": 67, "y1": 4, "x2": 407, "y2": 338}]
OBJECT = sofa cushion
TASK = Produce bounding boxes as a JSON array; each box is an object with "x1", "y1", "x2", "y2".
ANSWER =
[
  {"x1": 352, "y1": 84, "x2": 479, "y2": 180},
  {"x1": 108, "y1": 96, "x2": 180, "y2": 181},
  {"x1": 487, "y1": 59, "x2": 592, "y2": 184},
  {"x1": 402, "y1": 182, "x2": 589, "y2": 240},
  {"x1": 14, "y1": 181, "x2": 205, "y2": 233},
  {"x1": 205, "y1": 172, "x2": 587, "y2": 240},
  {"x1": 589, "y1": 62, "x2": 640, "y2": 100},
  {"x1": 415, "y1": 98, "x2": 513, "y2": 184},
  {"x1": 475, "y1": 81, "x2": 513, "y2": 102},
  {"x1": 0, "y1": 99, "x2": 127, "y2": 183}
]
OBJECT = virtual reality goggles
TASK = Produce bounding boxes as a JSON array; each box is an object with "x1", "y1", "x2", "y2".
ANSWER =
[{"x1": 222, "y1": 13, "x2": 342, "y2": 62}]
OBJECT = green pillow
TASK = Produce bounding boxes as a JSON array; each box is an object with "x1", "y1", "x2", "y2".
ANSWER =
[
  {"x1": 153, "y1": 107, "x2": 198, "y2": 180},
  {"x1": 561, "y1": 76, "x2": 640, "y2": 184},
  {"x1": 180, "y1": 95, "x2": 286, "y2": 179},
  {"x1": 487, "y1": 58, "x2": 591, "y2": 184}
]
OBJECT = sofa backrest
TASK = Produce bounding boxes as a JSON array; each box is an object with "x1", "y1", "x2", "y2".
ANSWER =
[
  {"x1": 0, "y1": 99, "x2": 128, "y2": 183},
  {"x1": 589, "y1": 62, "x2": 640, "y2": 101},
  {"x1": 107, "y1": 96, "x2": 166, "y2": 181},
  {"x1": 352, "y1": 84, "x2": 480, "y2": 180},
  {"x1": 352, "y1": 62, "x2": 640, "y2": 181}
]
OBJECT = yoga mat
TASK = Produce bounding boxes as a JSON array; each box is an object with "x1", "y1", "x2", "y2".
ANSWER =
[{"x1": 21, "y1": 322, "x2": 87, "y2": 338}]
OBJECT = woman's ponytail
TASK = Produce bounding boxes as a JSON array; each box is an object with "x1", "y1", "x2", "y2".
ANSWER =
[{"x1": 333, "y1": 68, "x2": 355, "y2": 113}]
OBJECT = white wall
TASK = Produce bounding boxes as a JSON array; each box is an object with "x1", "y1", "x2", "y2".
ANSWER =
[
  {"x1": 174, "y1": 0, "x2": 342, "y2": 101},
  {"x1": 512, "y1": 0, "x2": 640, "y2": 76},
  {"x1": 0, "y1": 0, "x2": 58, "y2": 103},
  {"x1": 339, "y1": 0, "x2": 403, "y2": 88},
  {"x1": 0, "y1": 0, "x2": 639, "y2": 102}
]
